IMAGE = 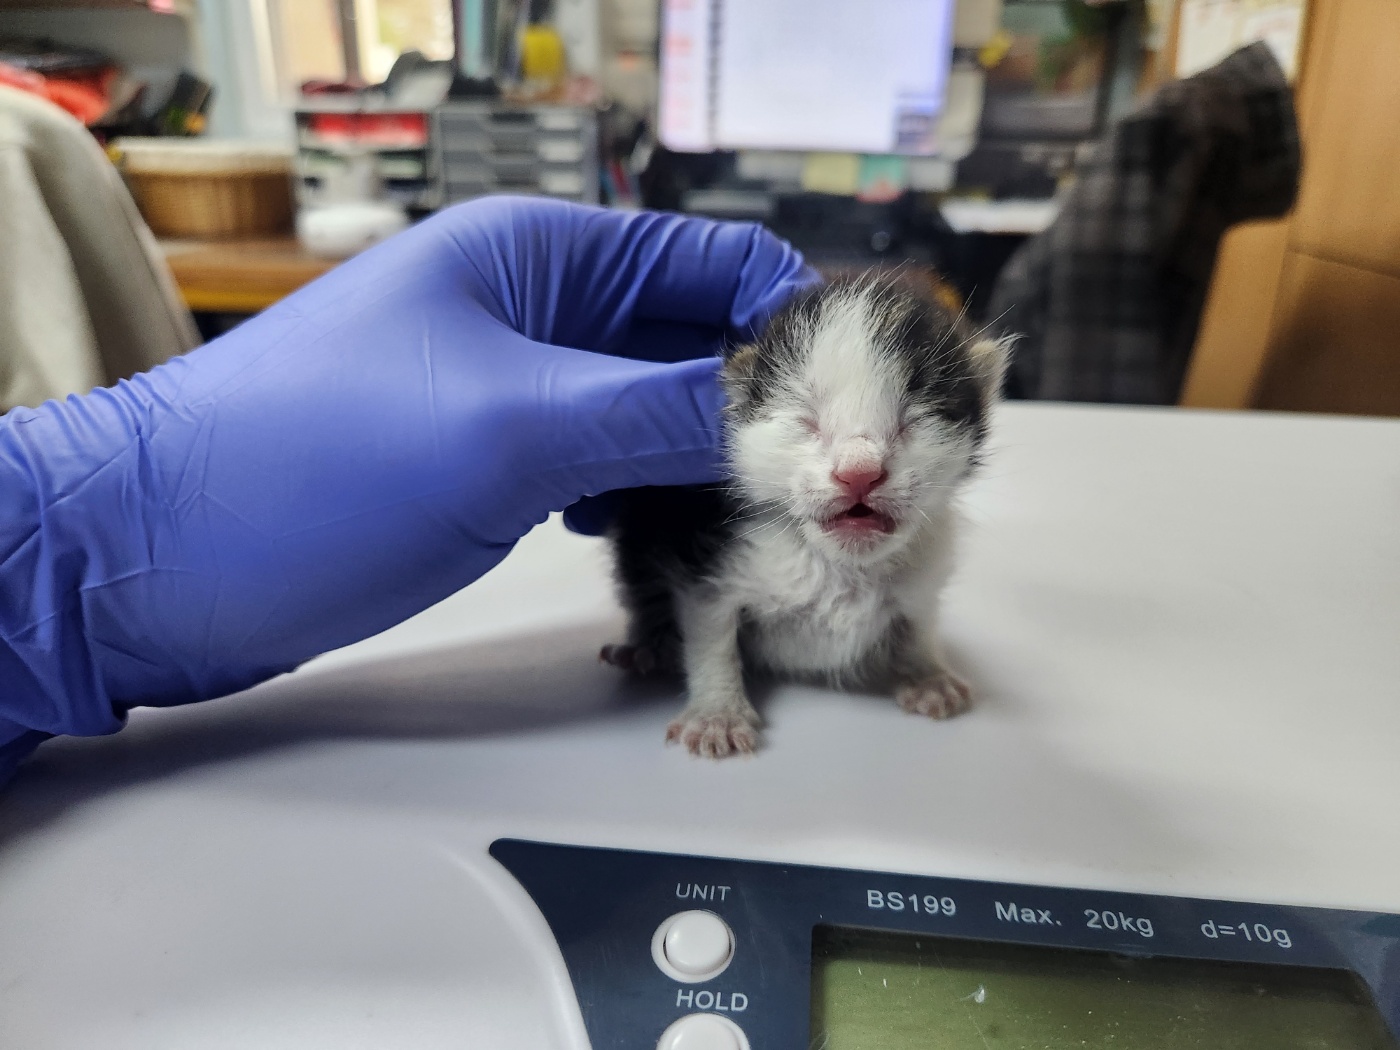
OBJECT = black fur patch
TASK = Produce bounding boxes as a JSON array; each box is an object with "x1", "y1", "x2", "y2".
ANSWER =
[{"x1": 608, "y1": 484, "x2": 739, "y2": 668}]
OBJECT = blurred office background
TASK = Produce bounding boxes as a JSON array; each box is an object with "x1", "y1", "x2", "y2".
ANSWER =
[{"x1": 1, "y1": 0, "x2": 1395, "y2": 415}]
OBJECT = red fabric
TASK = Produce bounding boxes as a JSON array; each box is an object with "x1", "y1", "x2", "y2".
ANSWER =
[{"x1": 0, "y1": 62, "x2": 114, "y2": 125}]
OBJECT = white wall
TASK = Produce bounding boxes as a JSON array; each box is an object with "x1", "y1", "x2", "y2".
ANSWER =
[{"x1": 193, "y1": 0, "x2": 292, "y2": 139}]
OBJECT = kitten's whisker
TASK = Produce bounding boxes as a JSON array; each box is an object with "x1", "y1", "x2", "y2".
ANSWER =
[
  {"x1": 956, "y1": 309, "x2": 1014, "y2": 353},
  {"x1": 927, "y1": 294, "x2": 974, "y2": 360},
  {"x1": 739, "y1": 514, "x2": 799, "y2": 540}
]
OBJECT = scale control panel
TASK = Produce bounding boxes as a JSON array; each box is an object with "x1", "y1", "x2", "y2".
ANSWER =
[
  {"x1": 492, "y1": 839, "x2": 1400, "y2": 1050},
  {"x1": 651, "y1": 910, "x2": 748, "y2": 1048}
]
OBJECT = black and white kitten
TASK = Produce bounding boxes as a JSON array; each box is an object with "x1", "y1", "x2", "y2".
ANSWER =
[{"x1": 603, "y1": 273, "x2": 1009, "y2": 758}]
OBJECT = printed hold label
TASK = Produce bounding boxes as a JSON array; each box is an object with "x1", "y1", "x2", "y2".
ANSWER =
[{"x1": 676, "y1": 989, "x2": 748, "y2": 1012}]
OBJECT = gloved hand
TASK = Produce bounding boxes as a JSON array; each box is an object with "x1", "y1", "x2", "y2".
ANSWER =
[{"x1": 0, "y1": 196, "x2": 816, "y2": 784}]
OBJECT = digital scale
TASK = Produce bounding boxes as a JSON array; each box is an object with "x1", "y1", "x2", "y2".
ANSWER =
[
  {"x1": 2, "y1": 404, "x2": 1399, "y2": 1049},
  {"x1": 494, "y1": 839, "x2": 1399, "y2": 1048}
]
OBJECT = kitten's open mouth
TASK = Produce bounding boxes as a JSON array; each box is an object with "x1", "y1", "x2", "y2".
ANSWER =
[{"x1": 822, "y1": 503, "x2": 897, "y2": 537}]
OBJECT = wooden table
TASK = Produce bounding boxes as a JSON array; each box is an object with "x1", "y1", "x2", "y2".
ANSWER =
[{"x1": 159, "y1": 237, "x2": 339, "y2": 314}]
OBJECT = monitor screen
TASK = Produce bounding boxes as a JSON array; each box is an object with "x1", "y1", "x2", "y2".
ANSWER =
[
  {"x1": 659, "y1": 0, "x2": 958, "y2": 154},
  {"x1": 812, "y1": 926, "x2": 1399, "y2": 1049}
]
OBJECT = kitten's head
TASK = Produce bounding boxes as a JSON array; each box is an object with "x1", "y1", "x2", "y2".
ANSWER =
[{"x1": 722, "y1": 273, "x2": 1008, "y2": 564}]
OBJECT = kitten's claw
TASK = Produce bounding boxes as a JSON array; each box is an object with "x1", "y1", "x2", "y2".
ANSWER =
[
  {"x1": 600, "y1": 643, "x2": 657, "y2": 676},
  {"x1": 896, "y1": 672, "x2": 971, "y2": 720},
  {"x1": 666, "y1": 712, "x2": 761, "y2": 759}
]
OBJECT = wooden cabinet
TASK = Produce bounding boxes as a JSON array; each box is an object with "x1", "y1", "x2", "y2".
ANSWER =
[{"x1": 1182, "y1": 0, "x2": 1400, "y2": 415}]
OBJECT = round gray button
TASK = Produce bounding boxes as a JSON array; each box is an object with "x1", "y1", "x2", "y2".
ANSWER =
[
  {"x1": 663, "y1": 911, "x2": 733, "y2": 977},
  {"x1": 656, "y1": 1012, "x2": 749, "y2": 1050}
]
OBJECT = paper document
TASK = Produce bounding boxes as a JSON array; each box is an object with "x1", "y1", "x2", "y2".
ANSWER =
[{"x1": 1176, "y1": 0, "x2": 1306, "y2": 80}]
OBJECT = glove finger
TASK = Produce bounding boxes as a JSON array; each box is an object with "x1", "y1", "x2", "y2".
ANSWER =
[
  {"x1": 439, "y1": 197, "x2": 820, "y2": 357},
  {"x1": 591, "y1": 208, "x2": 819, "y2": 337}
]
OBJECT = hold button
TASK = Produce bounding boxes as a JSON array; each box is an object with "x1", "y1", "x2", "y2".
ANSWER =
[
  {"x1": 652, "y1": 910, "x2": 734, "y2": 983},
  {"x1": 657, "y1": 1013, "x2": 750, "y2": 1050}
]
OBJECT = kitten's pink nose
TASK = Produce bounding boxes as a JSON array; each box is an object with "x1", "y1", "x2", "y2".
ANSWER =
[{"x1": 832, "y1": 465, "x2": 888, "y2": 500}]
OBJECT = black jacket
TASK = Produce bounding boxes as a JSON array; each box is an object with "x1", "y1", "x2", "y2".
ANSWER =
[{"x1": 991, "y1": 42, "x2": 1301, "y2": 404}]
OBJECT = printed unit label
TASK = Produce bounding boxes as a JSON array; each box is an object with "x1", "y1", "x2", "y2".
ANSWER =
[
  {"x1": 676, "y1": 883, "x2": 732, "y2": 902},
  {"x1": 866, "y1": 889, "x2": 957, "y2": 916}
]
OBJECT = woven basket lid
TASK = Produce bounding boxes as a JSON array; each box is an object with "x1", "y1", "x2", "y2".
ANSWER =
[{"x1": 114, "y1": 138, "x2": 294, "y2": 176}]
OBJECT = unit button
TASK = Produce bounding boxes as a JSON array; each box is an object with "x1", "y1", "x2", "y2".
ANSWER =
[
  {"x1": 665, "y1": 912, "x2": 732, "y2": 976},
  {"x1": 652, "y1": 911, "x2": 734, "y2": 982},
  {"x1": 656, "y1": 1012, "x2": 750, "y2": 1050}
]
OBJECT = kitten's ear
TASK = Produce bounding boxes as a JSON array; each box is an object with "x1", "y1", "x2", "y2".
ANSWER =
[
  {"x1": 968, "y1": 336, "x2": 1014, "y2": 402},
  {"x1": 723, "y1": 339, "x2": 759, "y2": 365}
]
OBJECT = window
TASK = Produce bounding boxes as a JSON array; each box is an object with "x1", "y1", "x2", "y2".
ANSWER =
[{"x1": 263, "y1": 0, "x2": 454, "y2": 96}]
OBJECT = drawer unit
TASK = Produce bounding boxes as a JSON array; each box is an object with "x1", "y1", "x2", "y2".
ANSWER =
[{"x1": 433, "y1": 103, "x2": 599, "y2": 206}]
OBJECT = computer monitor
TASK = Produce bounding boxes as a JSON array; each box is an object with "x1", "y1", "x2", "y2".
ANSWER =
[{"x1": 659, "y1": 0, "x2": 958, "y2": 155}]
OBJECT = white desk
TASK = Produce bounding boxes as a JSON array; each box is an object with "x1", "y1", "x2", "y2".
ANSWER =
[{"x1": 2, "y1": 404, "x2": 1398, "y2": 1048}]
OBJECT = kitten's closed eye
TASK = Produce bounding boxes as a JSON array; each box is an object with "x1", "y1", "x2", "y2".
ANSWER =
[{"x1": 936, "y1": 395, "x2": 979, "y2": 426}]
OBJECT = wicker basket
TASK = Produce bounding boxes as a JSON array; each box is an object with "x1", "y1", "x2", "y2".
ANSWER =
[{"x1": 114, "y1": 139, "x2": 295, "y2": 239}]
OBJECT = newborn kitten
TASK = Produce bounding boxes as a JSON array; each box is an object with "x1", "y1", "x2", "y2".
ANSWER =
[{"x1": 602, "y1": 273, "x2": 1009, "y2": 758}]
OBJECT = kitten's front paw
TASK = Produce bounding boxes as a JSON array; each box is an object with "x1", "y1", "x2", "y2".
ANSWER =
[
  {"x1": 896, "y1": 672, "x2": 971, "y2": 720},
  {"x1": 666, "y1": 710, "x2": 761, "y2": 759},
  {"x1": 600, "y1": 643, "x2": 658, "y2": 676}
]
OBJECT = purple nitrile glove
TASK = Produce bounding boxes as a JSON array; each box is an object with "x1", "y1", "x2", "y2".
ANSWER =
[{"x1": 0, "y1": 196, "x2": 816, "y2": 785}]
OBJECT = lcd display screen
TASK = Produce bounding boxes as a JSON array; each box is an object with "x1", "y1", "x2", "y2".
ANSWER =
[{"x1": 812, "y1": 926, "x2": 1398, "y2": 1049}]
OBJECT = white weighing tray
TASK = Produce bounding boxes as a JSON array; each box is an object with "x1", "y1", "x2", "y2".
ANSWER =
[{"x1": 2, "y1": 403, "x2": 1398, "y2": 1048}]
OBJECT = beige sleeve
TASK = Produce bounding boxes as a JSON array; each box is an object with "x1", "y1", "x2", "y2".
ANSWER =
[
  {"x1": 0, "y1": 112, "x2": 104, "y2": 412},
  {"x1": 16, "y1": 91, "x2": 200, "y2": 386},
  {"x1": 0, "y1": 86, "x2": 199, "y2": 413}
]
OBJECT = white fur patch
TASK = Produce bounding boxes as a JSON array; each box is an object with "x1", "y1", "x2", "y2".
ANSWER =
[
  {"x1": 802, "y1": 288, "x2": 904, "y2": 446},
  {"x1": 726, "y1": 498, "x2": 959, "y2": 683}
]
